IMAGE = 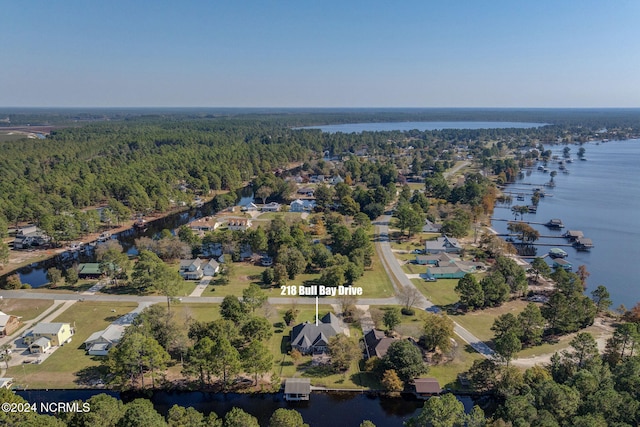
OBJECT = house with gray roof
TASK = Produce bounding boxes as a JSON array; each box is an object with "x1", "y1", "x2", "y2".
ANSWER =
[
  {"x1": 425, "y1": 235, "x2": 462, "y2": 254},
  {"x1": 364, "y1": 329, "x2": 397, "y2": 359},
  {"x1": 179, "y1": 258, "x2": 220, "y2": 280},
  {"x1": 290, "y1": 312, "x2": 342, "y2": 354},
  {"x1": 83, "y1": 324, "x2": 127, "y2": 356}
]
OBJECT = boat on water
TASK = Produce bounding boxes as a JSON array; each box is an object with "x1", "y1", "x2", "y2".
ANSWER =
[
  {"x1": 97, "y1": 232, "x2": 111, "y2": 242},
  {"x1": 548, "y1": 248, "x2": 568, "y2": 258},
  {"x1": 134, "y1": 218, "x2": 148, "y2": 230},
  {"x1": 68, "y1": 242, "x2": 84, "y2": 252}
]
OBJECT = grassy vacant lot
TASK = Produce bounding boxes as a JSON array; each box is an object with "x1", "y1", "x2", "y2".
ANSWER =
[
  {"x1": 452, "y1": 299, "x2": 529, "y2": 342},
  {"x1": 411, "y1": 278, "x2": 460, "y2": 306},
  {"x1": 515, "y1": 322, "x2": 611, "y2": 359},
  {"x1": 38, "y1": 279, "x2": 97, "y2": 294},
  {"x1": 6, "y1": 301, "x2": 138, "y2": 389},
  {"x1": 0, "y1": 298, "x2": 55, "y2": 321},
  {"x1": 170, "y1": 303, "x2": 221, "y2": 324}
]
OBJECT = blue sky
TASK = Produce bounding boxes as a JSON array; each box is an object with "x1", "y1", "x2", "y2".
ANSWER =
[{"x1": 1, "y1": 1, "x2": 638, "y2": 107}]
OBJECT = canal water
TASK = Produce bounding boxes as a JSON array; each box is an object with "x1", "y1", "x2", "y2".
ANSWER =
[
  {"x1": 11, "y1": 187, "x2": 256, "y2": 288},
  {"x1": 16, "y1": 389, "x2": 476, "y2": 426},
  {"x1": 491, "y1": 139, "x2": 640, "y2": 307}
]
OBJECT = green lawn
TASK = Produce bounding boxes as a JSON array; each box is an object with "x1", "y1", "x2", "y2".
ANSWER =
[
  {"x1": 516, "y1": 323, "x2": 610, "y2": 359},
  {"x1": 267, "y1": 305, "x2": 378, "y2": 389},
  {"x1": 402, "y1": 262, "x2": 424, "y2": 275},
  {"x1": 170, "y1": 303, "x2": 221, "y2": 324},
  {"x1": 0, "y1": 298, "x2": 55, "y2": 321},
  {"x1": 6, "y1": 301, "x2": 138, "y2": 389},
  {"x1": 411, "y1": 278, "x2": 460, "y2": 306},
  {"x1": 428, "y1": 337, "x2": 485, "y2": 389},
  {"x1": 452, "y1": 300, "x2": 529, "y2": 342},
  {"x1": 358, "y1": 250, "x2": 395, "y2": 298},
  {"x1": 38, "y1": 279, "x2": 97, "y2": 294}
]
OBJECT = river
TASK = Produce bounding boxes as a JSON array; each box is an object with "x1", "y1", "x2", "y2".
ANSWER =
[
  {"x1": 491, "y1": 139, "x2": 640, "y2": 307},
  {"x1": 298, "y1": 121, "x2": 547, "y2": 133},
  {"x1": 16, "y1": 389, "x2": 477, "y2": 426}
]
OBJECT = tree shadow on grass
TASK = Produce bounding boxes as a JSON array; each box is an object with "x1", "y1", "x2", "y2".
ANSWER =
[{"x1": 75, "y1": 365, "x2": 110, "y2": 387}]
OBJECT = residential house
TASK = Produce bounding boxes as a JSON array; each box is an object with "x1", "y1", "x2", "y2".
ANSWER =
[
  {"x1": 242, "y1": 203, "x2": 259, "y2": 212},
  {"x1": 412, "y1": 378, "x2": 442, "y2": 399},
  {"x1": 329, "y1": 175, "x2": 344, "y2": 185},
  {"x1": 23, "y1": 322, "x2": 74, "y2": 353},
  {"x1": 188, "y1": 217, "x2": 221, "y2": 236},
  {"x1": 77, "y1": 263, "x2": 103, "y2": 279},
  {"x1": 226, "y1": 218, "x2": 252, "y2": 231},
  {"x1": 179, "y1": 258, "x2": 220, "y2": 280},
  {"x1": 424, "y1": 235, "x2": 462, "y2": 254},
  {"x1": 83, "y1": 324, "x2": 126, "y2": 356},
  {"x1": 0, "y1": 311, "x2": 20, "y2": 337},
  {"x1": 13, "y1": 225, "x2": 50, "y2": 249},
  {"x1": 290, "y1": 199, "x2": 316, "y2": 213},
  {"x1": 424, "y1": 253, "x2": 484, "y2": 279},
  {"x1": 290, "y1": 312, "x2": 342, "y2": 354},
  {"x1": 309, "y1": 175, "x2": 325, "y2": 183},
  {"x1": 364, "y1": 329, "x2": 397, "y2": 359},
  {"x1": 297, "y1": 187, "x2": 315, "y2": 197},
  {"x1": 422, "y1": 219, "x2": 442, "y2": 233},
  {"x1": 261, "y1": 202, "x2": 281, "y2": 212},
  {"x1": 284, "y1": 378, "x2": 311, "y2": 401}
]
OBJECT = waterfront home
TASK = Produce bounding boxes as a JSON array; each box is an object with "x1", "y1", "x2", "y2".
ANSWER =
[
  {"x1": 290, "y1": 199, "x2": 316, "y2": 213},
  {"x1": 412, "y1": 378, "x2": 442, "y2": 399},
  {"x1": 23, "y1": 322, "x2": 74, "y2": 353},
  {"x1": 13, "y1": 225, "x2": 50, "y2": 249},
  {"x1": 0, "y1": 311, "x2": 20, "y2": 337},
  {"x1": 83, "y1": 324, "x2": 126, "y2": 356},
  {"x1": 426, "y1": 265, "x2": 467, "y2": 279},
  {"x1": 77, "y1": 263, "x2": 103, "y2": 279},
  {"x1": 188, "y1": 216, "x2": 221, "y2": 236},
  {"x1": 179, "y1": 258, "x2": 220, "y2": 280},
  {"x1": 364, "y1": 329, "x2": 397, "y2": 359},
  {"x1": 574, "y1": 237, "x2": 594, "y2": 251},
  {"x1": 424, "y1": 235, "x2": 462, "y2": 254},
  {"x1": 261, "y1": 202, "x2": 281, "y2": 212},
  {"x1": 284, "y1": 378, "x2": 311, "y2": 401},
  {"x1": 226, "y1": 217, "x2": 252, "y2": 231},
  {"x1": 553, "y1": 258, "x2": 573, "y2": 271},
  {"x1": 241, "y1": 203, "x2": 259, "y2": 212},
  {"x1": 290, "y1": 313, "x2": 342, "y2": 354}
]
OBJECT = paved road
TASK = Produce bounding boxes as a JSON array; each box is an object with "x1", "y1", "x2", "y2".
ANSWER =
[
  {"x1": 0, "y1": 290, "x2": 398, "y2": 307},
  {"x1": 375, "y1": 214, "x2": 495, "y2": 359}
]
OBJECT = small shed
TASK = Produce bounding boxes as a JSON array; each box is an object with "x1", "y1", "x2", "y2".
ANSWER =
[
  {"x1": 413, "y1": 378, "x2": 442, "y2": 399},
  {"x1": 284, "y1": 378, "x2": 311, "y2": 401}
]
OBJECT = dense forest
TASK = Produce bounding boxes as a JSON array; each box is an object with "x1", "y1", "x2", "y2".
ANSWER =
[{"x1": 2, "y1": 109, "x2": 639, "y2": 228}]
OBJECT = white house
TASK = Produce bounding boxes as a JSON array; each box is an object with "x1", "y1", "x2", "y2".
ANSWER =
[
  {"x1": 83, "y1": 324, "x2": 126, "y2": 356},
  {"x1": 290, "y1": 199, "x2": 316, "y2": 213},
  {"x1": 226, "y1": 218, "x2": 252, "y2": 231},
  {"x1": 179, "y1": 258, "x2": 220, "y2": 280}
]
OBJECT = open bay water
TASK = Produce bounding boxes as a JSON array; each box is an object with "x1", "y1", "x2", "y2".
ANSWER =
[
  {"x1": 492, "y1": 139, "x2": 640, "y2": 307},
  {"x1": 298, "y1": 121, "x2": 547, "y2": 133}
]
